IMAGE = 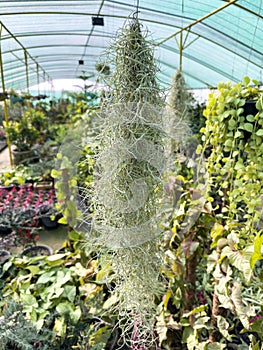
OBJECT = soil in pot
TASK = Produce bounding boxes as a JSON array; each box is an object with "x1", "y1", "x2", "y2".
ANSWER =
[{"x1": 21, "y1": 244, "x2": 53, "y2": 257}]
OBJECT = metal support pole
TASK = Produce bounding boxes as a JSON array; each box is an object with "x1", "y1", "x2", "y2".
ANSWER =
[
  {"x1": 179, "y1": 31, "x2": 183, "y2": 72},
  {"x1": 156, "y1": 0, "x2": 238, "y2": 46},
  {"x1": 37, "y1": 63, "x2": 40, "y2": 95},
  {"x1": 0, "y1": 23, "x2": 13, "y2": 166},
  {"x1": 24, "y1": 49, "x2": 31, "y2": 110},
  {"x1": 24, "y1": 49, "x2": 29, "y2": 93}
]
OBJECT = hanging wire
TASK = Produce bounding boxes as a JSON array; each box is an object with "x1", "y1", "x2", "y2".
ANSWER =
[{"x1": 136, "y1": 0, "x2": 140, "y2": 13}]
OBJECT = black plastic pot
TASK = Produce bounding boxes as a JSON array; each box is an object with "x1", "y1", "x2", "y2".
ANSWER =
[
  {"x1": 21, "y1": 244, "x2": 53, "y2": 257},
  {"x1": 0, "y1": 249, "x2": 10, "y2": 264},
  {"x1": 40, "y1": 216, "x2": 59, "y2": 229},
  {"x1": 243, "y1": 100, "x2": 257, "y2": 116},
  {"x1": 0, "y1": 226, "x2": 12, "y2": 236}
]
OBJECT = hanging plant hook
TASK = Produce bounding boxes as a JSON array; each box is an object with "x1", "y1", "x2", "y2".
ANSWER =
[{"x1": 132, "y1": 10, "x2": 139, "y2": 19}]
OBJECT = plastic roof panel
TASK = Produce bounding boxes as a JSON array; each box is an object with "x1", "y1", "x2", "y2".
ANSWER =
[{"x1": 0, "y1": 0, "x2": 262, "y2": 91}]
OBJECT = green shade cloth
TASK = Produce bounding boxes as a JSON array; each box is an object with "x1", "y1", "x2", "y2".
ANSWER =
[{"x1": 0, "y1": 0, "x2": 262, "y2": 90}]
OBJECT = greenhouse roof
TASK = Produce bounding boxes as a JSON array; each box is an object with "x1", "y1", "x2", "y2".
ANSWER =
[{"x1": 0, "y1": 0, "x2": 262, "y2": 91}]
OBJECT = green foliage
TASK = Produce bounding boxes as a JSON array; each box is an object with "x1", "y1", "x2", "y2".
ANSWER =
[
  {"x1": 4, "y1": 112, "x2": 40, "y2": 152},
  {"x1": 196, "y1": 76, "x2": 263, "y2": 345},
  {"x1": 0, "y1": 301, "x2": 54, "y2": 350},
  {"x1": 0, "y1": 230, "x2": 116, "y2": 349}
]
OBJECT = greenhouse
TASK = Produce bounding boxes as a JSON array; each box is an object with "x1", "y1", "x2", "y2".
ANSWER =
[{"x1": 0, "y1": 1, "x2": 263, "y2": 349}]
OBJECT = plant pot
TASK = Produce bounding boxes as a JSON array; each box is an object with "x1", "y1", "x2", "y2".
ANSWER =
[
  {"x1": 0, "y1": 249, "x2": 10, "y2": 264},
  {"x1": 12, "y1": 149, "x2": 37, "y2": 165},
  {"x1": 0, "y1": 140, "x2": 7, "y2": 152},
  {"x1": 40, "y1": 215, "x2": 60, "y2": 230},
  {"x1": 0, "y1": 226, "x2": 12, "y2": 236},
  {"x1": 21, "y1": 244, "x2": 53, "y2": 257},
  {"x1": 243, "y1": 100, "x2": 257, "y2": 116},
  {"x1": 33, "y1": 181, "x2": 53, "y2": 190}
]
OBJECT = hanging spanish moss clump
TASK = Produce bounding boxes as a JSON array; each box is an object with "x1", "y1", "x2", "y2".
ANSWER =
[
  {"x1": 164, "y1": 69, "x2": 192, "y2": 161},
  {"x1": 89, "y1": 15, "x2": 166, "y2": 347}
]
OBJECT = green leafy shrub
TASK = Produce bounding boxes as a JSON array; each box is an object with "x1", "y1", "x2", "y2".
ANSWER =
[{"x1": 0, "y1": 230, "x2": 117, "y2": 349}]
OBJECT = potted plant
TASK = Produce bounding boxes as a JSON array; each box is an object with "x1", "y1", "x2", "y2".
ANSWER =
[
  {"x1": 4, "y1": 112, "x2": 40, "y2": 165},
  {"x1": 0, "y1": 126, "x2": 7, "y2": 152},
  {"x1": 0, "y1": 185, "x2": 59, "y2": 248}
]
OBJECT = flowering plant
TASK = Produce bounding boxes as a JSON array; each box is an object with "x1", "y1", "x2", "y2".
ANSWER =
[{"x1": 0, "y1": 185, "x2": 57, "y2": 248}]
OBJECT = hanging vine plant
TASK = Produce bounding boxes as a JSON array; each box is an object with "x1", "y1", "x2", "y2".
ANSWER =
[
  {"x1": 86, "y1": 15, "x2": 167, "y2": 348},
  {"x1": 197, "y1": 76, "x2": 263, "y2": 344}
]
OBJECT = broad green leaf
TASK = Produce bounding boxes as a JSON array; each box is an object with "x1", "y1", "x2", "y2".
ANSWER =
[
  {"x1": 103, "y1": 294, "x2": 118, "y2": 310},
  {"x1": 68, "y1": 229, "x2": 82, "y2": 241},
  {"x1": 56, "y1": 270, "x2": 71, "y2": 285},
  {"x1": 256, "y1": 97, "x2": 263, "y2": 111},
  {"x1": 156, "y1": 312, "x2": 168, "y2": 345},
  {"x1": 251, "y1": 232, "x2": 263, "y2": 269},
  {"x1": 20, "y1": 293, "x2": 38, "y2": 307},
  {"x1": 71, "y1": 306, "x2": 81, "y2": 324},
  {"x1": 56, "y1": 301, "x2": 73, "y2": 316},
  {"x1": 26, "y1": 265, "x2": 40, "y2": 274},
  {"x1": 234, "y1": 130, "x2": 242, "y2": 138},
  {"x1": 246, "y1": 115, "x2": 255, "y2": 122},
  {"x1": 217, "y1": 315, "x2": 230, "y2": 339},
  {"x1": 63, "y1": 285, "x2": 76, "y2": 303},
  {"x1": 182, "y1": 326, "x2": 196, "y2": 347},
  {"x1": 54, "y1": 317, "x2": 66, "y2": 337},
  {"x1": 88, "y1": 325, "x2": 111, "y2": 347},
  {"x1": 250, "y1": 252, "x2": 262, "y2": 270},
  {"x1": 207, "y1": 343, "x2": 226, "y2": 350},
  {"x1": 71, "y1": 262, "x2": 90, "y2": 277},
  {"x1": 211, "y1": 223, "x2": 224, "y2": 241},
  {"x1": 242, "y1": 123, "x2": 253, "y2": 132},
  {"x1": 256, "y1": 129, "x2": 263, "y2": 136},
  {"x1": 242, "y1": 76, "x2": 250, "y2": 87},
  {"x1": 58, "y1": 216, "x2": 68, "y2": 224},
  {"x1": 228, "y1": 118, "x2": 237, "y2": 129},
  {"x1": 222, "y1": 246, "x2": 252, "y2": 281},
  {"x1": 231, "y1": 281, "x2": 250, "y2": 328},
  {"x1": 36, "y1": 271, "x2": 56, "y2": 284}
]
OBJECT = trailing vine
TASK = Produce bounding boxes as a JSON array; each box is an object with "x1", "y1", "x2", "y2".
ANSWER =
[{"x1": 197, "y1": 76, "x2": 263, "y2": 345}]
